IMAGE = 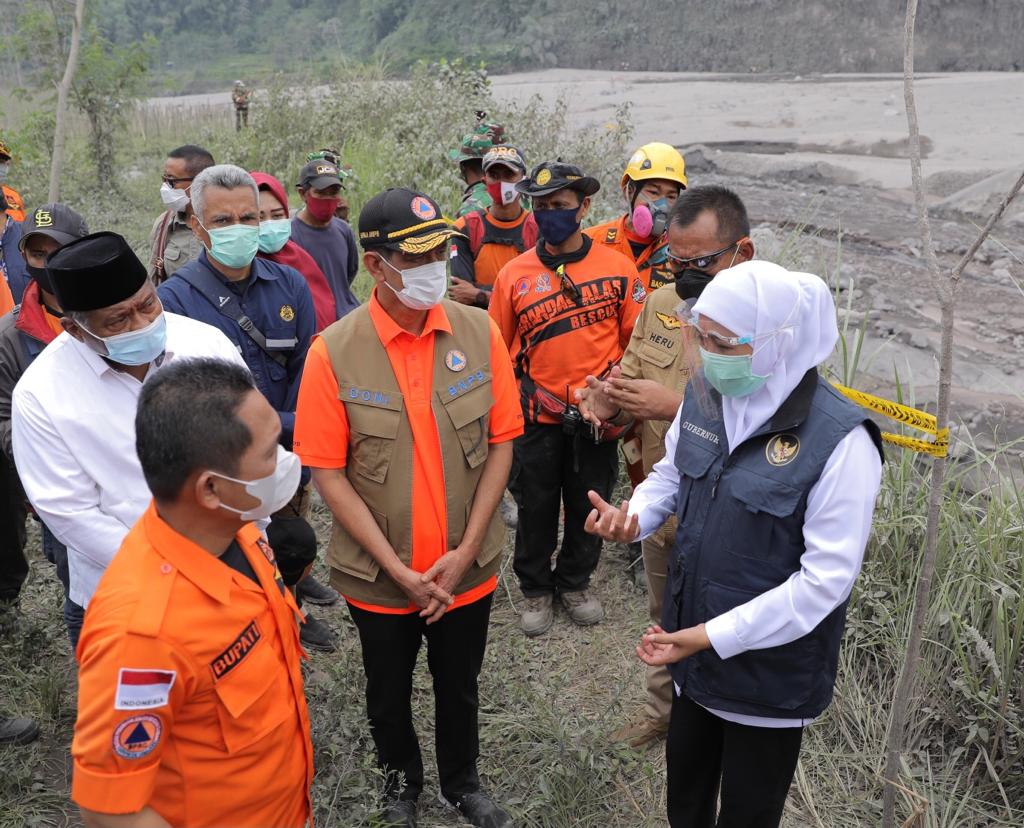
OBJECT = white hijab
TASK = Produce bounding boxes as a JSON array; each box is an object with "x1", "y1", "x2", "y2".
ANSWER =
[{"x1": 692, "y1": 260, "x2": 838, "y2": 452}]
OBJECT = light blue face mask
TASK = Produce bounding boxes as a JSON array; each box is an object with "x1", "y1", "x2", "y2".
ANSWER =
[
  {"x1": 257, "y1": 219, "x2": 292, "y2": 254},
  {"x1": 699, "y1": 348, "x2": 770, "y2": 397},
  {"x1": 199, "y1": 221, "x2": 260, "y2": 268},
  {"x1": 84, "y1": 312, "x2": 168, "y2": 366}
]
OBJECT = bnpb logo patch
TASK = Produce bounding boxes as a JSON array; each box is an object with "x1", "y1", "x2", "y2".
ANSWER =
[
  {"x1": 410, "y1": 196, "x2": 437, "y2": 220},
  {"x1": 113, "y1": 714, "x2": 162, "y2": 760}
]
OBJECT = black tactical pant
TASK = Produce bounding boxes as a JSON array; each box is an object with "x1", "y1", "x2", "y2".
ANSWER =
[
  {"x1": 348, "y1": 593, "x2": 492, "y2": 802},
  {"x1": 0, "y1": 456, "x2": 28, "y2": 603},
  {"x1": 509, "y1": 421, "x2": 619, "y2": 596}
]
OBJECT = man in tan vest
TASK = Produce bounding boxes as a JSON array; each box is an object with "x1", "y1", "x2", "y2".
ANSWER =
[
  {"x1": 577, "y1": 186, "x2": 755, "y2": 748},
  {"x1": 294, "y1": 188, "x2": 523, "y2": 828}
]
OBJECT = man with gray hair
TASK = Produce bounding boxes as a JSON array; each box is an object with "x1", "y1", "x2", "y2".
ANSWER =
[
  {"x1": 158, "y1": 164, "x2": 337, "y2": 652},
  {"x1": 11, "y1": 231, "x2": 244, "y2": 648}
]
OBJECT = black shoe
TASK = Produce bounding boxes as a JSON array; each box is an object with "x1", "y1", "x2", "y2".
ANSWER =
[
  {"x1": 299, "y1": 613, "x2": 336, "y2": 653},
  {"x1": 440, "y1": 790, "x2": 512, "y2": 828},
  {"x1": 378, "y1": 798, "x2": 417, "y2": 828},
  {"x1": 296, "y1": 574, "x2": 339, "y2": 606},
  {"x1": 0, "y1": 716, "x2": 40, "y2": 746}
]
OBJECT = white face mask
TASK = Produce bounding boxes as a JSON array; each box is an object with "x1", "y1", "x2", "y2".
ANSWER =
[
  {"x1": 160, "y1": 182, "x2": 190, "y2": 213},
  {"x1": 210, "y1": 445, "x2": 301, "y2": 522},
  {"x1": 378, "y1": 255, "x2": 448, "y2": 310}
]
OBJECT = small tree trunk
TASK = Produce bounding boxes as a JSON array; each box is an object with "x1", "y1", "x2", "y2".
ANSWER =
[
  {"x1": 881, "y1": 2, "x2": 1024, "y2": 824},
  {"x1": 47, "y1": 0, "x2": 86, "y2": 202}
]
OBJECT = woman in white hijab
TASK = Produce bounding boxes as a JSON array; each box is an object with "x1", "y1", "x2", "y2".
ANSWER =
[{"x1": 586, "y1": 261, "x2": 884, "y2": 828}]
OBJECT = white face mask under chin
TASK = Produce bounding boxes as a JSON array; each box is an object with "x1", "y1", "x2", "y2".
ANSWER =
[{"x1": 378, "y1": 255, "x2": 448, "y2": 310}]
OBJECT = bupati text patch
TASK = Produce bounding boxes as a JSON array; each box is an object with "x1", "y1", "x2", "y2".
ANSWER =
[{"x1": 210, "y1": 620, "x2": 262, "y2": 680}]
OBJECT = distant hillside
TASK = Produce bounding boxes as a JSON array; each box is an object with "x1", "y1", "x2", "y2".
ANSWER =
[{"x1": 95, "y1": 0, "x2": 1024, "y2": 91}]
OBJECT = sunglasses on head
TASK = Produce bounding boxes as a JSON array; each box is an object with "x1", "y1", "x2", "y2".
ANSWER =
[{"x1": 666, "y1": 241, "x2": 741, "y2": 272}]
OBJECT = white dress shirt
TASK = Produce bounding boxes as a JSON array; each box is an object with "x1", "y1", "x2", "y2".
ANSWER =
[
  {"x1": 12, "y1": 313, "x2": 246, "y2": 608},
  {"x1": 630, "y1": 405, "x2": 882, "y2": 727}
]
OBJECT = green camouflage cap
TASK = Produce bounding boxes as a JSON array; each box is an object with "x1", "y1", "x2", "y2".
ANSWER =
[{"x1": 448, "y1": 122, "x2": 507, "y2": 163}]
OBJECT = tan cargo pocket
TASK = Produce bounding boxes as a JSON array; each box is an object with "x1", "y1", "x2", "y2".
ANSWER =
[
  {"x1": 342, "y1": 389, "x2": 403, "y2": 484},
  {"x1": 638, "y1": 339, "x2": 676, "y2": 369},
  {"x1": 328, "y1": 508, "x2": 385, "y2": 582},
  {"x1": 440, "y1": 376, "x2": 493, "y2": 469}
]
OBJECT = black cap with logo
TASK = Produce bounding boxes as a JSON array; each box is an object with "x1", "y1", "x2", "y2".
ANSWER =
[
  {"x1": 482, "y1": 146, "x2": 527, "y2": 175},
  {"x1": 515, "y1": 161, "x2": 601, "y2": 198},
  {"x1": 19, "y1": 203, "x2": 89, "y2": 250},
  {"x1": 46, "y1": 232, "x2": 149, "y2": 313},
  {"x1": 297, "y1": 159, "x2": 343, "y2": 191},
  {"x1": 358, "y1": 188, "x2": 464, "y2": 254}
]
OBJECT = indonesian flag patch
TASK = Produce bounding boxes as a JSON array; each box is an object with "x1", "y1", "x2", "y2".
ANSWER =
[{"x1": 114, "y1": 669, "x2": 176, "y2": 711}]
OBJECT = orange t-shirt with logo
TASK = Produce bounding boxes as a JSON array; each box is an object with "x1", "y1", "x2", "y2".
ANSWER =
[
  {"x1": 293, "y1": 292, "x2": 524, "y2": 614},
  {"x1": 72, "y1": 505, "x2": 313, "y2": 828},
  {"x1": 488, "y1": 242, "x2": 644, "y2": 424}
]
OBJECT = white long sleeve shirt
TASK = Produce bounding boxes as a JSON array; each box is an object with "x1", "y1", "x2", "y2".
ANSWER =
[
  {"x1": 12, "y1": 313, "x2": 246, "y2": 608},
  {"x1": 629, "y1": 405, "x2": 882, "y2": 727}
]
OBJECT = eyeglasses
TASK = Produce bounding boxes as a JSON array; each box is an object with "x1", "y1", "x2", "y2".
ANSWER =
[
  {"x1": 557, "y1": 264, "x2": 582, "y2": 305},
  {"x1": 666, "y1": 241, "x2": 741, "y2": 272},
  {"x1": 161, "y1": 175, "x2": 194, "y2": 186}
]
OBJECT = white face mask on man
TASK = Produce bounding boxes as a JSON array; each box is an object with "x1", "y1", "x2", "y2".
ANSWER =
[
  {"x1": 377, "y1": 254, "x2": 448, "y2": 310},
  {"x1": 160, "y1": 182, "x2": 190, "y2": 213},
  {"x1": 209, "y1": 445, "x2": 301, "y2": 522}
]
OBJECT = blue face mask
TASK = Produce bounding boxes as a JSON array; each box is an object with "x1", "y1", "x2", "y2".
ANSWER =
[
  {"x1": 699, "y1": 348, "x2": 769, "y2": 397},
  {"x1": 84, "y1": 312, "x2": 168, "y2": 366},
  {"x1": 200, "y1": 221, "x2": 260, "y2": 268},
  {"x1": 535, "y1": 207, "x2": 581, "y2": 246},
  {"x1": 257, "y1": 219, "x2": 292, "y2": 254}
]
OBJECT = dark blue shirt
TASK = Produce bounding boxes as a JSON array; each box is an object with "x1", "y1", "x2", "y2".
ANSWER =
[
  {"x1": 289, "y1": 216, "x2": 360, "y2": 319},
  {"x1": 0, "y1": 217, "x2": 28, "y2": 304},
  {"x1": 158, "y1": 251, "x2": 315, "y2": 444}
]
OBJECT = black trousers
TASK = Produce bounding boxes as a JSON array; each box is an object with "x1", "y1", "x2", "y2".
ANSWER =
[
  {"x1": 0, "y1": 455, "x2": 28, "y2": 602},
  {"x1": 347, "y1": 593, "x2": 493, "y2": 802},
  {"x1": 509, "y1": 422, "x2": 619, "y2": 596},
  {"x1": 666, "y1": 693, "x2": 803, "y2": 828}
]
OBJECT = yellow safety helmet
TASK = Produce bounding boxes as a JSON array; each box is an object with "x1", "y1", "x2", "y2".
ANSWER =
[{"x1": 620, "y1": 142, "x2": 687, "y2": 190}]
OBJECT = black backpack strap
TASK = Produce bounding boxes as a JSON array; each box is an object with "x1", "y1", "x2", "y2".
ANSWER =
[{"x1": 176, "y1": 266, "x2": 290, "y2": 367}]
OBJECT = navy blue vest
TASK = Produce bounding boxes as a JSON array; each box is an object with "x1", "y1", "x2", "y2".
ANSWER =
[{"x1": 666, "y1": 370, "x2": 883, "y2": 719}]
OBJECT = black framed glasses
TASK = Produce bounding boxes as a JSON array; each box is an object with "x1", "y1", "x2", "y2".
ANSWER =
[
  {"x1": 161, "y1": 175, "x2": 194, "y2": 186},
  {"x1": 666, "y1": 241, "x2": 741, "y2": 272}
]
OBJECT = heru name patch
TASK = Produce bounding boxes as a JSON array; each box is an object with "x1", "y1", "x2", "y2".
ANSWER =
[{"x1": 210, "y1": 620, "x2": 262, "y2": 680}]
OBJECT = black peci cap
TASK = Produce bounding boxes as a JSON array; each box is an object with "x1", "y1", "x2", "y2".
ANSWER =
[
  {"x1": 516, "y1": 161, "x2": 601, "y2": 198},
  {"x1": 358, "y1": 188, "x2": 464, "y2": 254},
  {"x1": 46, "y1": 232, "x2": 149, "y2": 312},
  {"x1": 19, "y1": 203, "x2": 89, "y2": 251}
]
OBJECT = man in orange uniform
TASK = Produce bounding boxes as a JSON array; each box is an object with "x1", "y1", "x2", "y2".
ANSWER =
[
  {"x1": 449, "y1": 145, "x2": 537, "y2": 309},
  {"x1": 72, "y1": 358, "x2": 313, "y2": 828},
  {"x1": 489, "y1": 161, "x2": 643, "y2": 636},
  {"x1": 586, "y1": 143, "x2": 689, "y2": 491},
  {"x1": 585, "y1": 142, "x2": 687, "y2": 294},
  {"x1": 0, "y1": 140, "x2": 25, "y2": 223},
  {"x1": 294, "y1": 188, "x2": 522, "y2": 828}
]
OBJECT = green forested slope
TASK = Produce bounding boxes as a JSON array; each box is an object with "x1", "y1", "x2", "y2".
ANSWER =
[{"x1": 93, "y1": 0, "x2": 1023, "y2": 90}]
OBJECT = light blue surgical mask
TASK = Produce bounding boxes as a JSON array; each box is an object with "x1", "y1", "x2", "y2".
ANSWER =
[
  {"x1": 699, "y1": 348, "x2": 769, "y2": 397},
  {"x1": 83, "y1": 312, "x2": 168, "y2": 366},
  {"x1": 199, "y1": 221, "x2": 260, "y2": 268},
  {"x1": 257, "y1": 218, "x2": 292, "y2": 254}
]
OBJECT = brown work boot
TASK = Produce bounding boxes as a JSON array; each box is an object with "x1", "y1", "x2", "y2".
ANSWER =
[
  {"x1": 520, "y1": 594, "x2": 554, "y2": 637},
  {"x1": 611, "y1": 713, "x2": 669, "y2": 748},
  {"x1": 559, "y1": 589, "x2": 604, "y2": 626}
]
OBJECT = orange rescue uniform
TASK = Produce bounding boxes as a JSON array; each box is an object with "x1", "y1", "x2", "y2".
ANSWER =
[
  {"x1": 72, "y1": 505, "x2": 314, "y2": 828},
  {"x1": 0, "y1": 276, "x2": 13, "y2": 317},
  {"x1": 2, "y1": 184, "x2": 25, "y2": 223},
  {"x1": 451, "y1": 209, "x2": 539, "y2": 287},
  {"x1": 293, "y1": 292, "x2": 523, "y2": 613},
  {"x1": 488, "y1": 242, "x2": 644, "y2": 424},
  {"x1": 585, "y1": 214, "x2": 675, "y2": 293}
]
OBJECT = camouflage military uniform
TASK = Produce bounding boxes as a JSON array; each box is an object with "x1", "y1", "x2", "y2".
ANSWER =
[
  {"x1": 457, "y1": 180, "x2": 493, "y2": 217},
  {"x1": 448, "y1": 121, "x2": 507, "y2": 218}
]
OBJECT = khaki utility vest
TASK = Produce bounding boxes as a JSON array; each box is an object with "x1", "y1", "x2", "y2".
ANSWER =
[{"x1": 320, "y1": 300, "x2": 505, "y2": 607}]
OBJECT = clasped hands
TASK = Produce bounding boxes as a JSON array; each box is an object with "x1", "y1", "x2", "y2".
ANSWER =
[{"x1": 397, "y1": 544, "x2": 476, "y2": 624}]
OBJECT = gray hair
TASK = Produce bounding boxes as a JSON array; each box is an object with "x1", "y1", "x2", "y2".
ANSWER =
[{"x1": 190, "y1": 164, "x2": 258, "y2": 223}]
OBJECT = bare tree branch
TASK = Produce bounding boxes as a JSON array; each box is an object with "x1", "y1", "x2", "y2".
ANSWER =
[
  {"x1": 881, "y1": 4, "x2": 1024, "y2": 826},
  {"x1": 47, "y1": 0, "x2": 85, "y2": 202}
]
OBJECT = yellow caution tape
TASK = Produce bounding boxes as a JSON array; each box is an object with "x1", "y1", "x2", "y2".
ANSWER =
[{"x1": 832, "y1": 383, "x2": 949, "y2": 458}]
